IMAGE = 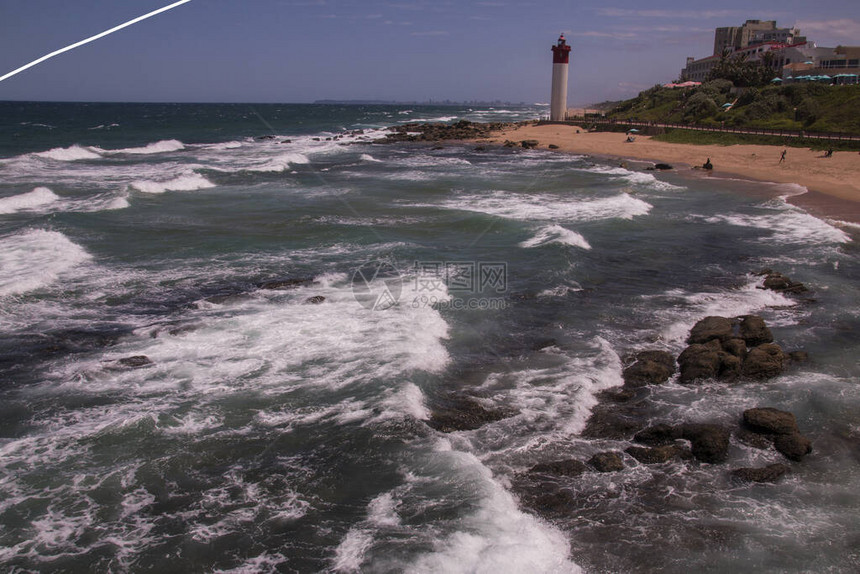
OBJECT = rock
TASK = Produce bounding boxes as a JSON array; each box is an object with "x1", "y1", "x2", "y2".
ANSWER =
[
  {"x1": 548, "y1": 144, "x2": 560, "y2": 149},
  {"x1": 625, "y1": 445, "x2": 688, "y2": 464},
  {"x1": 680, "y1": 424, "x2": 731, "y2": 463},
  {"x1": 623, "y1": 350, "x2": 675, "y2": 387},
  {"x1": 677, "y1": 342, "x2": 722, "y2": 383},
  {"x1": 257, "y1": 135, "x2": 276, "y2": 140},
  {"x1": 731, "y1": 463, "x2": 790, "y2": 483},
  {"x1": 788, "y1": 351, "x2": 809, "y2": 363},
  {"x1": 739, "y1": 315, "x2": 774, "y2": 347},
  {"x1": 257, "y1": 278, "x2": 314, "y2": 290},
  {"x1": 529, "y1": 459, "x2": 587, "y2": 476},
  {"x1": 280, "y1": 139, "x2": 292, "y2": 144},
  {"x1": 634, "y1": 424, "x2": 683, "y2": 446},
  {"x1": 721, "y1": 338, "x2": 748, "y2": 359},
  {"x1": 427, "y1": 396, "x2": 514, "y2": 432},
  {"x1": 742, "y1": 343, "x2": 785, "y2": 379},
  {"x1": 116, "y1": 355, "x2": 153, "y2": 368},
  {"x1": 654, "y1": 163, "x2": 673, "y2": 170},
  {"x1": 718, "y1": 352, "x2": 743, "y2": 378},
  {"x1": 743, "y1": 407, "x2": 799, "y2": 435},
  {"x1": 588, "y1": 451, "x2": 625, "y2": 472},
  {"x1": 774, "y1": 432, "x2": 813, "y2": 461},
  {"x1": 474, "y1": 146, "x2": 486, "y2": 151},
  {"x1": 759, "y1": 271, "x2": 808, "y2": 294},
  {"x1": 734, "y1": 428, "x2": 774, "y2": 449},
  {"x1": 581, "y1": 407, "x2": 646, "y2": 439},
  {"x1": 303, "y1": 296, "x2": 326, "y2": 305},
  {"x1": 521, "y1": 139, "x2": 539, "y2": 149},
  {"x1": 688, "y1": 316, "x2": 737, "y2": 345}
]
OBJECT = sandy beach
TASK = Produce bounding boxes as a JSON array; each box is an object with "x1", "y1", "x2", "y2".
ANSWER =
[{"x1": 483, "y1": 123, "x2": 860, "y2": 223}]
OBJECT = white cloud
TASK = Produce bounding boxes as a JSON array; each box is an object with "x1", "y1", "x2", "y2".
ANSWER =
[
  {"x1": 796, "y1": 19, "x2": 860, "y2": 45},
  {"x1": 597, "y1": 8, "x2": 741, "y2": 20},
  {"x1": 411, "y1": 30, "x2": 450, "y2": 37}
]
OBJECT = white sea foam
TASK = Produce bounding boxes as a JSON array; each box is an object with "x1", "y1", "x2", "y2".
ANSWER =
[
  {"x1": 407, "y1": 440, "x2": 581, "y2": 574},
  {"x1": 0, "y1": 187, "x2": 60, "y2": 214},
  {"x1": 130, "y1": 173, "x2": 215, "y2": 194},
  {"x1": 106, "y1": 139, "x2": 185, "y2": 155},
  {"x1": 0, "y1": 230, "x2": 92, "y2": 296},
  {"x1": 438, "y1": 191, "x2": 651, "y2": 222},
  {"x1": 360, "y1": 153, "x2": 382, "y2": 162},
  {"x1": 35, "y1": 145, "x2": 101, "y2": 161},
  {"x1": 703, "y1": 205, "x2": 851, "y2": 245},
  {"x1": 520, "y1": 225, "x2": 591, "y2": 250}
]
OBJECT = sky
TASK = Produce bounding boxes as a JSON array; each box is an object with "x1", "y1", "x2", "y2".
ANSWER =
[{"x1": 1, "y1": 0, "x2": 859, "y2": 105}]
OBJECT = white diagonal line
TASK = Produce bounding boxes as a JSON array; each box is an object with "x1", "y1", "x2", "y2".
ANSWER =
[{"x1": 0, "y1": 0, "x2": 193, "y2": 83}]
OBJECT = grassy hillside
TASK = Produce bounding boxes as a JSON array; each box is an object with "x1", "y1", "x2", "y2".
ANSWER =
[{"x1": 607, "y1": 81, "x2": 860, "y2": 134}]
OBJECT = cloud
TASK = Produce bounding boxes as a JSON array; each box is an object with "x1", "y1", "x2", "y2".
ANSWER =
[
  {"x1": 597, "y1": 8, "x2": 740, "y2": 20},
  {"x1": 411, "y1": 30, "x2": 450, "y2": 37},
  {"x1": 796, "y1": 19, "x2": 860, "y2": 44},
  {"x1": 568, "y1": 30, "x2": 638, "y2": 40}
]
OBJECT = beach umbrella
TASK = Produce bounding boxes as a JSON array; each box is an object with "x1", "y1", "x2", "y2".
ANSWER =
[
  {"x1": 770, "y1": 77, "x2": 783, "y2": 83},
  {"x1": 627, "y1": 129, "x2": 640, "y2": 133}
]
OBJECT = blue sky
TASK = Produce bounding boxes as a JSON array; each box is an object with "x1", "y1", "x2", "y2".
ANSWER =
[{"x1": 1, "y1": 0, "x2": 859, "y2": 104}]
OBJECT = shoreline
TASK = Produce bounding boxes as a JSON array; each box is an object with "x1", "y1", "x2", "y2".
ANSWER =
[{"x1": 479, "y1": 124, "x2": 860, "y2": 224}]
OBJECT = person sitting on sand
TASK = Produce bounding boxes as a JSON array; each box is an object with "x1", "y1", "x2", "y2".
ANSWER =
[
  {"x1": 703, "y1": 158, "x2": 713, "y2": 170},
  {"x1": 825, "y1": 147, "x2": 833, "y2": 158},
  {"x1": 779, "y1": 149, "x2": 787, "y2": 164}
]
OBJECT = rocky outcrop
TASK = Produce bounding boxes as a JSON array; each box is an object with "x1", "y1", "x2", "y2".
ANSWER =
[
  {"x1": 111, "y1": 355, "x2": 153, "y2": 369},
  {"x1": 626, "y1": 445, "x2": 690, "y2": 464},
  {"x1": 521, "y1": 139, "x2": 539, "y2": 149},
  {"x1": 731, "y1": 463, "x2": 790, "y2": 483},
  {"x1": 678, "y1": 316, "x2": 788, "y2": 383},
  {"x1": 634, "y1": 423, "x2": 682, "y2": 446},
  {"x1": 680, "y1": 424, "x2": 731, "y2": 463},
  {"x1": 741, "y1": 343, "x2": 786, "y2": 379},
  {"x1": 378, "y1": 120, "x2": 518, "y2": 144},
  {"x1": 529, "y1": 459, "x2": 587, "y2": 476},
  {"x1": 622, "y1": 350, "x2": 676, "y2": 387},
  {"x1": 303, "y1": 296, "x2": 326, "y2": 305},
  {"x1": 742, "y1": 407, "x2": 813, "y2": 461},
  {"x1": 427, "y1": 396, "x2": 515, "y2": 432},
  {"x1": 588, "y1": 451, "x2": 625, "y2": 472},
  {"x1": 743, "y1": 407, "x2": 799, "y2": 435},
  {"x1": 757, "y1": 269, "x2": 808, "y2": 294}
]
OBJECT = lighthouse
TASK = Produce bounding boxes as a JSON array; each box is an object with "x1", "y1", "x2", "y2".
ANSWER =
[{"x1": 550, "y1": 34, "x2": 571, "y2": 121}]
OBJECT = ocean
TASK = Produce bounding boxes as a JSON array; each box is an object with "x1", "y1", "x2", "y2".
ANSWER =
[{"x1": 1, "y1": 102, "x2": 859, "y2": 573}]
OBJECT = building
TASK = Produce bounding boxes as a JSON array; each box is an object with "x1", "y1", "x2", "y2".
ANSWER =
[
  {"x1": 550, "y1": 34, "x2": 571, "y2": 121},
  {"x1": 682, "y1": 19, "x2": 858, "y2": 84}
]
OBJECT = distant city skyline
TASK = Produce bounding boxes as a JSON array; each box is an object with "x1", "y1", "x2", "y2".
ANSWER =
[{"x1": 1, "y1": 0, "x2": 859, "y2": 105}]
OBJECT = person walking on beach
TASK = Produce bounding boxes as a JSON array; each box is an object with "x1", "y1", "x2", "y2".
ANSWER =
[{"x1": 779, "y1": 149, "x2": 787, "y2": 164}]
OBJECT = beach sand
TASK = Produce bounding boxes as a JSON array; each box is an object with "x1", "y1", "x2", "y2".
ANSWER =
[{"x1": 482, "y1": 124, "x2": 860, "y2": 223}]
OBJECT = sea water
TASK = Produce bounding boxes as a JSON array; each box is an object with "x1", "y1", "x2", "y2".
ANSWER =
[{"x1": 1, "y1": 102, "x2": 859, "y2": 573}]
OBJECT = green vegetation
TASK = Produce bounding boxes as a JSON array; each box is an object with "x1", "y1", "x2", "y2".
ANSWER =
[
  {"x1": 651, "y1": 129, "x2": 860, "y2": 151},
  {"x1": 607, "y1": 82, "x2": 860, "y2": 134}
]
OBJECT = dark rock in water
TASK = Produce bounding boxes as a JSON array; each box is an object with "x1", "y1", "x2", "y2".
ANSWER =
[
  {"x1": 521, "y1": 139, "x2": 539, "y2": 149},
  {"x1": 719, "y1": 352, "x2": 743, "y2": 379},
  {"x1": 600, "y1": 387, "x2": 637, "y2": 403},
  {"x1": 257, "y1": 278, "x2": 314, "y2": 290},
  {"x1": 739, "y1": 315, "x2": 774, "y2": 347},
  {"x1": 548, "y1": 144, "x2": 560, "y2": 149},
  {"x1": 625, "y1": 445, "x2": 689, "y2": 464},
  {"x1": 758, "y1": 271, "x2": 808, "y2": 294},
  {"x1": 634, "y1": 423, "x2": 683, "y2": 446},
  {"x1": 788, "y1": 351, "x2": 809, "y2": 363},
  {"x1": 742, "y1": 343, "x2": 785, "y2": 379},
  {"x1": 533, "y1": 489, "x2": 577, "y2": 513},
  {"x1": 731, "y1": 463, "x2": 790, "y2": 483},
  {"x1": 303, "y1": 296, "x2": 326, "y2": 305},
  {"x1": 677, "y1": 342, "x2": 722, "y2": 383},
  {"x1": 474, "y1": 146, "x2": 486, "y2": 151},
  {"x1": 774, "y1": 432, "x2": 813, "y2": 461},
  {"x1": 581, "y1": 406, "x2": 647, "y2": 439},
  {"x1": 588, "y1": 451, "x2": 625, "y2": 472},
  {"x1": 623, "y1": 350, "x2": 676, "y2": 388},
  {"x1": 722, "y1": 338, "x2": 748, "y2": 359},
  {"x1": 743, "y1": 407, "x2": 799, "y2": 435},
  {"x1": 529, "y1": 459, "x2": 587, "y2": 476},
  {"x1": 280, "y1": 139, "x2": 292, "y2": 144},
  {"x1": 257, "y1": 135, "x2": 276, "y2": 140},
  {"x1": 680, "y1": 423, "x2": 731, "y2": 463},
  {"x1": 688, "y1": 316, "x2": 737, "y2": 345},
  {"x1": 427, "y1": 396, "x2": 514, "y2": 432},
  {"x1": 735, "y1": 428, "x2": 774, "y2": 449},
  {"x1": 117, "y1": 355, "x2": 153, "y2": 368},
  {"x1": 654, "y1": 163, "x2": 673, "y2": 170}
]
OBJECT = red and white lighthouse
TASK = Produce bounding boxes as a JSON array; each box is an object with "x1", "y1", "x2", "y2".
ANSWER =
[{"x1": 550, "y1": 34, "x2": 571, "y2": 121}]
